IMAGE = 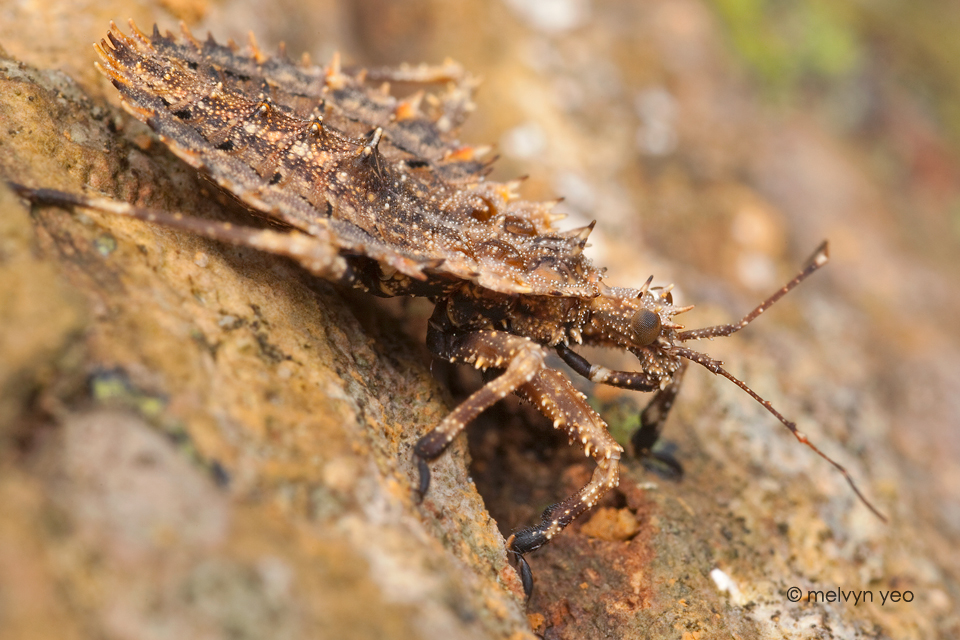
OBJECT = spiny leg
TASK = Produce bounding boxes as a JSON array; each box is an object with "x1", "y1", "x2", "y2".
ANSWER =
[
  {"x1": 556, "y1": 343, "x2": 687, "y2": 476},
  {"x1": 508, "y1": 368, "x2": 623, "y2": 597},
  {"x1": 9, "y1": 183, "x2": 352, "y2": 283},
  {"x1": 415, "y1": 329, "x2": 547, "y2": 498}
]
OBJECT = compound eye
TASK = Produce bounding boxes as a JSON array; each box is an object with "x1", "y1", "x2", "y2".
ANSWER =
[{"x1": 630, "y1": 308, "x2": 662, "y2": 347}]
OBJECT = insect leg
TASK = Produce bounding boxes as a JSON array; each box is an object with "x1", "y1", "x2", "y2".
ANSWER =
[
  {"x1": 364, "y1": 60, "x2": 468, "y2": 85},
  {"x1": 507, "y1": 368, "x2": 623, "y2": 597},
  {"x1": 631, "y1": 361, "x2": 688, "y2": 477},
  {"x1": 556, "y1": 343, "x2": 687, "y2": 476},
  {"x1": 555, "y1": 343, "x2": 660, "y2": 391},
  {"x1": 9, "y1": 183, "x2": 352, "y2": 284},
  {"x1": 415, "y1": 329, "x2": 547, "y2": 498}
]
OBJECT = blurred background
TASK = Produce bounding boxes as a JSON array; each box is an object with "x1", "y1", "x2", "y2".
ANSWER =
[{"x1": 1, "y1": 0, "x2": 958, "y2": 638}]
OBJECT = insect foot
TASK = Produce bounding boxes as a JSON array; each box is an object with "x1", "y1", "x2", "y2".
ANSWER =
[{"x1": 10, "y1": 20, "x2": 885, "y2": 603}]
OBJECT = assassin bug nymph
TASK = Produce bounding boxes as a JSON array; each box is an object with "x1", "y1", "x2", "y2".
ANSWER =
[{"x1": 10, "y1": 21, "x2": 886, "y2": 599}]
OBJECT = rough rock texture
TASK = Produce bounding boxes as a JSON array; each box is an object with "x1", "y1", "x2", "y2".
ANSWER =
[
  {"x1": 0, "y1": 33, "x2": 525, "y2": 640},
  {"x1": 2, "y1": 1, "x2": 959, "y2": 639}
]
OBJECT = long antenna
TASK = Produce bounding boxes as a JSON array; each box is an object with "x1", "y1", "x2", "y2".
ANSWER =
[
  {"x1": 677, "y1": 241, "x2": 829, "y2": 342},
  {"x1": 673, "y1": 344, "x2": 887, "y2": 522},
  {"x1": 667, "y1": 241, "x2": 885, "y2": 521}
]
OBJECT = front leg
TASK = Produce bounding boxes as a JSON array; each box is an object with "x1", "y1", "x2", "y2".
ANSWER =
[
  {"x1": 556, "y1": 343, "x2": 688, "y2": 476},
  {"x1": 416, "y1": 329, "x2": 625, "y2": 597},
  {"x1": 508, "y1": 368, "x2": 623, "y2": 597}
]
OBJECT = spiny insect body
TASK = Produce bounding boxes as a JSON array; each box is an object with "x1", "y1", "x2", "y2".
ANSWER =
[{"x1": 12, "y1": 20, "x2": 885, "y2": 598}]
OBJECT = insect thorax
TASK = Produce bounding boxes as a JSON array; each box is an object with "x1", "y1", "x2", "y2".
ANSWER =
[
  {"x1": 438, "y1": 283, "x2": 683, "y2": 387},
  {"x1": 440, "y1": 283, "x2": 588, "y2": 346}
]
